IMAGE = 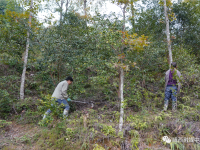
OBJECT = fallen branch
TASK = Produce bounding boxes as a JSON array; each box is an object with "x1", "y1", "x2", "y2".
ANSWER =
[{"x1": 12, "y1": 104, "x2": 18, "y2": 115}]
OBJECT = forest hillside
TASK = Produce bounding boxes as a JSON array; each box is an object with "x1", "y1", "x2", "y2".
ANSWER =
[{"x1": 0, "y1": 0, "x2": 200, "y2": 150}]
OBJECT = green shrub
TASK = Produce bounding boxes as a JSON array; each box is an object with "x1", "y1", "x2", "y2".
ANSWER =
[
  {"x1": 100, "y1": 124, "x2": 116, "y2": 137},
  {"x1": 0, "y1": 120, "x2": 12, "y2": 133},
  {"x1": 0, "y1": 89, "x2": 11, "y2": 118}
]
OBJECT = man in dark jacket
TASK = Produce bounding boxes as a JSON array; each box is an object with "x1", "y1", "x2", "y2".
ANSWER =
[{"x1": 164, "y1": 62, "x2": 182, "y2": 111}]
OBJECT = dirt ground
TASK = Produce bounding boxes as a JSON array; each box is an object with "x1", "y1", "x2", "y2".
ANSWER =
[{"x1": 0, "y1": 121, "x2": 41, "y2": 150}]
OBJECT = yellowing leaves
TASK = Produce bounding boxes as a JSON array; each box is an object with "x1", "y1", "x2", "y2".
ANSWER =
[
  {"x1": 111, "y1": 0, "x2": 139, "y2": 5},
  {"x1": 124, "y1": 32, "x2": 148, "y2": 51},
  {"x1": 113, "y1": 63, "x2": 130, "y2": 71},
  {"x1": 122, "y1": 64, "x2": 130, "y2": 71},
  {"x1": 168, "y1": 12, "x2": 176, "y2": 21},
  {"x1": 131, "y1": 62, "x2": 137, "y2": 67},
  {"x1": 159, "y1": 0, "x2": 173, "y2": 7},
  {"x1": 118, "y1": 53, "x2": 125, "y2": 59}
]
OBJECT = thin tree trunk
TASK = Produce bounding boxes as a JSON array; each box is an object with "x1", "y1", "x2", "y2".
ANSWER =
[
  {"x1": 66, "y1": 0, "x2": 69, "y2": 13},
  {"x1": 130, "y1": 0, "x2": 135, "y2": 32},
  {"x1": 163, "y1": 0, "x2": 173, "y2": 66},
  {"x1": 20, "y1": 0, "x2": 33, "y2": 100},
  {"x1": 84, "y1": 0, "x2": 87, "y2": 26},
  {"x1": 60, "y1": 0, "x2": 64, "y2": 23},
  {"x1": 119, "y1": 67, "x2": 124, "y2": 132},
  {"x1": 84, "y1": 0, "x2": 87, "y2": 16},
  {"x1": 119, "y1": 3, "x2": 127, "y2": 132}
]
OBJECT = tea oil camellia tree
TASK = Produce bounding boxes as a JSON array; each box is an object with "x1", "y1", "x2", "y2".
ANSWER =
[
  {"x1": 36, "y1": 12, "x2": 95, "y2": 95},
  {"x1": 0, "y1": 0, "x2": 43, "y2": 100},
  {"x1": 20, "y1": 0, "x2": 33, "y2": 100},
  {"x1": 172, "y1": 1, "x2": 200, "y2": 62},
  {"x1": 93, "y1": 7, "x2": 147, "y2": 132},
  {"x1": 163, "y1": 0, "x2": 173, "y2": 66},
  {"x1": 160, "y1": 0, "x2": 176, "y2": 67},
  {"x1": 19, "y1": 0, "x2": 44, "y2": 100},
  {"x1": 117, "y1": 32, "x2": 148, "y2": 132},
  {"x1": 110, "y1": 0, "x2": 147, "y2": 132},
  {"x1": 0, "y1": 0, "x2": 27, "y2": 58}
]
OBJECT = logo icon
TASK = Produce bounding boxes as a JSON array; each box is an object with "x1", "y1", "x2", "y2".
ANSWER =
[{"x1": 162, "y1": 136, "x2": 171, "y2": 143}]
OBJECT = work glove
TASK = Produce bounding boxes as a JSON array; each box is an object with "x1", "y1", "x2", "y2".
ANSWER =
[{"x1": 67, "y1": 98, "x2": 71, "y2": 102}]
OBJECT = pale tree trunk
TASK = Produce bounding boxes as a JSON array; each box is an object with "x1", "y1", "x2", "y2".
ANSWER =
[
  {"x1": 130, "y1": 0, "x2": 135, "y2": 32},
  {"x1": 55, "y1": 0, "x2": 64, "y2": 23},
  {"x1": 118, "y1": 3, "x2": 127, "y2": 132},
  {"x1": 84, "y1": 0, "x2": 87, "y2": 26},
  {"x1": 118, "y1": 67, "x2": 124, "y2": 132},
  {"x1": 60, "y1": 0, "x2": 64, "y2": 23},
  {"x1": 66, "y1": 0, "x2": 70, "y2": 13},
  {"x1": 20, "y1": 0, "x2": 33, "y2": 100},
  {"x1": 163, "y1": 0, "x2": 173, "y2": 66},
  {"x1": 84, "y1": 0, "x2": 87, "y2": 16}
]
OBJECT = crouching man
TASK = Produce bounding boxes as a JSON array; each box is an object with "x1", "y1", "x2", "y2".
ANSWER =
[
  {"x1": 43, "y1": 76, "x2": 73, "y2": 119},
  {"x1": 164, "y1": 62, "x2": 182, "y2": 112}
]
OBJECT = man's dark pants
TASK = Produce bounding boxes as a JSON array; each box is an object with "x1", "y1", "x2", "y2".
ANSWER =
[{"x1": 164, "y1": 85, "x2": 177, "y2": 110}]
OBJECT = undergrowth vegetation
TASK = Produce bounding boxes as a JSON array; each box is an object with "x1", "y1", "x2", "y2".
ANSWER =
[
  {"x1": 1, "y1": 47, "x2": 200, "y2": 150},
  {"x1": 0, "y1": 0, "x2": 200, "y2": 149}
]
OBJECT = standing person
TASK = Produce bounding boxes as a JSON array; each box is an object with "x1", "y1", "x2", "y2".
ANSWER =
[
  {"x1": 43, "y1": 76, "x2": 73, "y2": 119},
  {"x1": 164, "y1": 62, "x2": 182, "y2": 111}
]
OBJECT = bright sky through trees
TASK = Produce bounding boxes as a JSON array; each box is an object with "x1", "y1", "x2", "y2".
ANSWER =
[{"x1": 37, "y1": 0, "x2": 178, "y2": 27}]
